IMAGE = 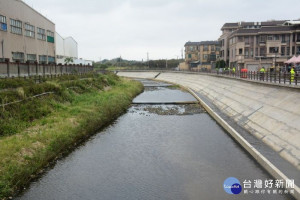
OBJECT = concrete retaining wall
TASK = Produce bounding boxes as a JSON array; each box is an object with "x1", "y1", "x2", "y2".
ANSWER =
[{"x1": 118, "y1": 71, "x2": 300, "y2": 171}]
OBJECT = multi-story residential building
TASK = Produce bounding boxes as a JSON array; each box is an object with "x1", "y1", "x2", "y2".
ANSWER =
[
  {"x1": 219, "y1": 23, "x2": 240, "y2": 64},
  {"x1": 184, "y1": 41, "x2": 221, "y2": 70},
  {"x1": 0, "y1": 0, "x2": 55, "y2": 63},
  {"x1": 185, "y1": 41, "x2": 201, "y2": 65},
  {"x1": 219, "y1": 20, "x2": 300, "y2": 71}
]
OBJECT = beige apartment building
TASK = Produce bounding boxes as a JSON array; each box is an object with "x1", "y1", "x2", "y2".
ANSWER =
[
  {"x1": 219, "y1": 20, "x2": 300, "y2": 71},
  {"x1": 0, "y1": 0, "x2": 55, "y2": 63},
  {"x1": 184, "y1": 41, "x2": 220, "y2": 70}
]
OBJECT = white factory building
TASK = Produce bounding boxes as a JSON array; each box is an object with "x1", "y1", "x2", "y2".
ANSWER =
[
  {"x1": 56, "y1": 32, "x2": 92, "y2": 65},
  {"x1": 55, "y1": 32, "x2": 78, "y2": 64}
]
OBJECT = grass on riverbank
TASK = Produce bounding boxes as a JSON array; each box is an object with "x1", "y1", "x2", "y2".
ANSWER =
[
  {"x1": 0, "y1": 73, "x2": 119, "y2": 136},
  {"x1": 0, "y1": 74, "x2": 143, "y2": 199}
]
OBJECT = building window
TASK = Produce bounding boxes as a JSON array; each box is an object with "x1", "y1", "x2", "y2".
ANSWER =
[
  {"x1": 25, "y1": 23, "x2": 35, "y2": 38},
  {"x1": 260, "y1": 35, "x2": 266, "y2": 43},
  {"x1": 188, "y1": 54, "x2": 191, "y2": 59},
  {"x1": 297, "y1": 34, "x2": 300, "y2": 42},
  {"x1": 211, "y1": 45, "x2": 215, "y2": 51},
  {"x1": 250, "y1": 48, "x2": 253, "y2": 57},
  {"x1": 203, "y1": 45, "x2": 208, "y2": 51},
  {"x1": 245, "y1": 48, "x2": 249, "y2": 58},
  {"x1": 255, "y1": 48, "x2": 258, "y2": 56},
  {"x1": 48, "y1": 56, "x2": 55, "y2": 63},
  {"x1": 281, "y1": 47, "x2": 285, "y2": 56},
  {"x1": 297, "y1": 46, "x2": 300, "y2": 54},
  {"x1": 292, "y1": 33, "x2": 295, "y2": 42},
  {"x1": 27, "y1": 54, "x2": 36, "y2": 62},
  {"x1": 239, "y1": 48, "x2": 243, "y2": 55},
  {"x1": 238, "y1": 36, "x2": 243, "y2": 42},
  {"x1": 39, "y1": 55, "x2": 47, "y2": 63},
  {"x1": 287, "y1": 47, "x2": 290, "y2": 55},
  {"x1": 274, "y1": 35, "x2": 279, "y2": 41},
  {"x1": 210, "y1": 54, "x2": 216, "y2": 61},
  {"x1": 203, "y1": 54, "x2": 208, "y2": 60},
  {"x1": 245, "y1": 37, "x2": 249, "y2": 45},
  {"x1": 37, "y1": 27, "x2": 46, "y2": 40},
  {"x1": 12, "y1": 52, "x2": 24, "y2": 62},
  {"x1": 286, "y1": 35, "x2": 290, "y2": 42},
  {"x1": 260, "y1": 47, "x2": 266, "y2": 56},
  {"x1": 281, "y1": 34, "x2": 286, "y2": 43},
  {"x1": 0, "y1": 15, "x2": 7, "y2": 31},
  {"x1": 216, "y1": 46, "x2": 220, "y2": 51},
  {"x1": 47, "y1": 30, "x2": 55, "y2": 43},
  {"x1": 267, "y1": 35, "x2": 273, "y2": 41},
  {"x1": 269, "y1": 47, "x2": 279, "y2": 53},
  {"x1": 10, "y1": 19, "x2": 22, "y2": 35}
]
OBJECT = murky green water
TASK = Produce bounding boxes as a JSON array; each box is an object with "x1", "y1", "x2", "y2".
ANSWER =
[{"x1": 16, "y1": 80, "x2": 292, "y2": 200}]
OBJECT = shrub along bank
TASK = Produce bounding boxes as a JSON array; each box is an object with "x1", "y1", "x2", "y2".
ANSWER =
[{"x1": 0, "y1": 73, "x2": 143, "y2": 199}]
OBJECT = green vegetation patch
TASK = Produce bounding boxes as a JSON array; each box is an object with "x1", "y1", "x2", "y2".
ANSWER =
[
  {"x1": 0, "y1": 74, "x2": 143, "y2": 198},
  {"x1": 0, "y1": 73, "x2": 118, "y2": 136}
]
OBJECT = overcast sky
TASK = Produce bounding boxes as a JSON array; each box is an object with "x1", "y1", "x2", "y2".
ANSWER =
[{"x1": 23, "y1": 0, "x2": 299, "y2": 61}]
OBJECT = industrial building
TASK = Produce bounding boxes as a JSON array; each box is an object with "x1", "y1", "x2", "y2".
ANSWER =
[
  {"x1": 0, "y1": 0, "x2": 55, "y2": 63},
  {"x1": 55, "y1": 32, "x2": 78, "y2": 64}
]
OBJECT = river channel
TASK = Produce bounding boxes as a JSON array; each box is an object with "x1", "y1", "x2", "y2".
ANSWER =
[{"x1": 16, "y1": 79, "x2": 292, "y2": 200}]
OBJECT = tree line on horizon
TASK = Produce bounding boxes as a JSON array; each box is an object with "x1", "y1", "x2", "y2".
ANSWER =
[{"x1": 93, "y1": 57, "x2": 184, "y2": 69}]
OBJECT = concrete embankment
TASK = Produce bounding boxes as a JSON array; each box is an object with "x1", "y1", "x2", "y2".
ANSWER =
[
  {"x1": 118, "y1": 72, "x2": 300, "y2": 170},
  {"x1": 119, "y1": 71, "x2": 300, "y2": 199}
]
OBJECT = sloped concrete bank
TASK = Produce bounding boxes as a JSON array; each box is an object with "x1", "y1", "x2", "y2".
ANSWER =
[{"x1": 118, "y1": 71, "x2": 300, "y2": 199}]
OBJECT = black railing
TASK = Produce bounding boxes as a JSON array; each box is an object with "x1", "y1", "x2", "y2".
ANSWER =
[{"x1": 211, "y1": 70, "x2": 298, "y2": 86}]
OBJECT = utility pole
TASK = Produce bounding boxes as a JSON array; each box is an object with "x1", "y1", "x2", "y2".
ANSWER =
[
  {"x1": 166, "y1": 58, "x2": 168, "y2": 68},
  {"x1": 147, "y1": 52, "x2": 149, "y2": 68}
]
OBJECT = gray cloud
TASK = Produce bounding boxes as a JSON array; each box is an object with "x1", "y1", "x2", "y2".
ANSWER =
[{"x1": 24, "y1": 0, "x2": 300, "y2": 61}]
